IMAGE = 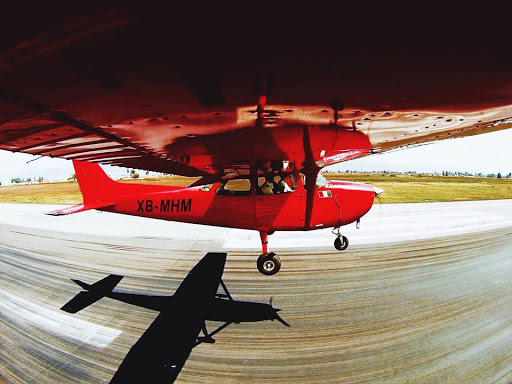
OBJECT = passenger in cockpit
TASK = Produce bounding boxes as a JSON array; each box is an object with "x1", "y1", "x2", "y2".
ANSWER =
[{"x1": 261, "y1": 176, "x2": 274, "y2": 195}]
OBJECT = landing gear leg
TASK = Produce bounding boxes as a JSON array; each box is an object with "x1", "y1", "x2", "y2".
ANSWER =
[
  {"x1": 332, "y1": 227, "x2": 349, "y2": 251},
  {"x1": 257, "y1": 231, "x2": 281, "y2": 275}
]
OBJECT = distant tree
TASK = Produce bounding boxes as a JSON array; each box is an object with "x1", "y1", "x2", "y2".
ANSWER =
[
  {"x1": 27, "y1": 178, "x2": 31, "y2": 183},
  {"x1": 67, "y1": 173, "x2": 76, "y2": 181},
  {"x1": 497, "y1": 173, "x2": 502, "y2": 179},
  {"x1": 146, "y1": 171, "x2": 149, "y2": 176},
  {"x1": 130, "y1": 169, "x2": 135, "y2": 175}
]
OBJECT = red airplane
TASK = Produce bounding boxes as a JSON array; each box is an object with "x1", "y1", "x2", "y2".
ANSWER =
[
  {"x1": 46, "y1": 157, "x2": 381, "y2": 275},
  {"x1": 1, "y1": 6, "x2": 512, "y2": 274}
]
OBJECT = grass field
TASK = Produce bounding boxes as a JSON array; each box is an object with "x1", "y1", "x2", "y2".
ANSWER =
[
  {"x1": 0, "y1": 174, "x2": 510, "y2": 204},
  {"x1": 325, "y1": 173, "x2": 512, "y2": 204}
]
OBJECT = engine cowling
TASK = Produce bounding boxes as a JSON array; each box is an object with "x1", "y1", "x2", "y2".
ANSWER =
[{"x1": 312, "y1": 181, "x2": 381, "y2": 229}]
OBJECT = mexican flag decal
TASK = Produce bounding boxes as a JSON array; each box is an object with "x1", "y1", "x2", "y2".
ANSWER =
[{"x1": 318, "y1": 190, "x2": 332, "y2": 198}]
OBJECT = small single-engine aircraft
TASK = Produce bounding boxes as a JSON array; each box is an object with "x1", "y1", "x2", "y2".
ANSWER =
[
  {"x1": 61, "y1": 252, "x2": 289, "y2": 383},
  {"x1": 46, "y1": 158, "x2": 383, "y2": 275},
  {"x1": 1, "y1": 6, "x2": 512, "y2": 274}
]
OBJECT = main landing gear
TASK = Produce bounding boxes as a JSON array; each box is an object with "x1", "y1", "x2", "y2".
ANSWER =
[
  {"x1": 256, "y1": 227, "x2": 349, "y2": 275},
  {"x1": 257, "y1": 231, "x2": 281, "y2": 276},
  {"x1": 332, "y1": 227, "x2": 349, "y2": 251}
]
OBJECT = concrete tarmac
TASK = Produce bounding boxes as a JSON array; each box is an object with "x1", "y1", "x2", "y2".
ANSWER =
[{"x1": 1, "y1": 201, "x2": 512, "y2": 383}]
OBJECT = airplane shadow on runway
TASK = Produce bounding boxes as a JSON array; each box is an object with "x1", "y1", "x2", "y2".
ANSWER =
[{"x1": 61, "y1": 252, "x2": 289, "y2": 383}]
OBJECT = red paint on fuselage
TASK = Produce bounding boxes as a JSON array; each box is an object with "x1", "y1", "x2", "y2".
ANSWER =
[
  {"x1": 74, "y1": 160, "x2": 376, "y2": 233},
  {"x1": 105, "y1": 179, "x2": 375, "y2": 232}
]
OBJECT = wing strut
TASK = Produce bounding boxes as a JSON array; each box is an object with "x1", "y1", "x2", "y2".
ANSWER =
[
  {"x1": 302, "y1": 126, "x2": 320, "y2": 230},
  {"x1": 216, "y1": 279, "x2": 233, "y2": 301},
  {"x1": 195, "y1": 321, "x2": 232, "y2": 347}
]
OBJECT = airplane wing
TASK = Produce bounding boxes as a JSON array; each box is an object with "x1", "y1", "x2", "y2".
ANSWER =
[
  {"x1": 1, "y1": 6, "x2": 512, "y2": 179},
  {"x1": 1, "y1": 88, "x2": 511, "y2": 178}
]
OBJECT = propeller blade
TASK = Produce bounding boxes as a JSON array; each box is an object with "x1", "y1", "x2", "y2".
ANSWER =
[{"x1": 275, "y1": 313, "x2": 290, "y2": 327}]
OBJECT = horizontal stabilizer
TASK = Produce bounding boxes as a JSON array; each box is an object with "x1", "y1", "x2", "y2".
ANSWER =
[
  {"x1": 46, "y1": 202, "x2": 114, "y2": 216},
  {"x1": 61, "y1": 291, "x2": 102, "y2": 313},
  {"x1": 61, "y1": 274, "x2": 123, "y2": 313}
]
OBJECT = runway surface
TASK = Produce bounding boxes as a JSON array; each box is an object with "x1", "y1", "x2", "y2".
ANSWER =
[{"x1": 1, "y1": 200, "x2": 512, "y2": 383}]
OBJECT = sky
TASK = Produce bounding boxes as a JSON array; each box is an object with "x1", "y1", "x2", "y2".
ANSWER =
[{"x1": 0, "y1": 129, "x2": 511, "y2": 185}]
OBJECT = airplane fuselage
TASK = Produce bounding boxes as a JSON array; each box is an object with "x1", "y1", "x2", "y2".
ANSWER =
[{"x1": 106, "y1": 179, "x2": 376, "y2": 232}]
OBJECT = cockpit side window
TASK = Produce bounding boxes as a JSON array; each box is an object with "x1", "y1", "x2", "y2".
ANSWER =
[
  {"x1": 216, "y1": 179, "x2": 251, "y2": 196},
  {"x1": 256, "y1": 174, "x2": 296, "y2": 195}
]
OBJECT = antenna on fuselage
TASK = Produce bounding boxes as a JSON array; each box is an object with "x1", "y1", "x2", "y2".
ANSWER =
[{"x1": 26, "y1": 155, "x2": 43, "y2": 164}]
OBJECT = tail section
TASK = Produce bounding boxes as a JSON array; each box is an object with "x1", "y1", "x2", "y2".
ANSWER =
[
  {"x1": 46, "y1": 160, "x2": 116, "y2": 215},
  {"x1": 73, "y1": 160, "x2": 118, "y2": 205},
  {"x1": 61, "y1": 274, "x2": 123, "y2": 313}
]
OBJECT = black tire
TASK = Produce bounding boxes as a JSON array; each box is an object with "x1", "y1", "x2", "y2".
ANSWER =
[
  {"x1": 257, "y1": 252, "x2": 281, "y2": 275},
  {"x1": 334, "y1": 236, "x2": 349, "y2": 251}
]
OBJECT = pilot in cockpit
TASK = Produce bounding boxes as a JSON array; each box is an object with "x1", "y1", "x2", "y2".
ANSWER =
[{"x1": 273, "y1": 175, "x2": 292, "y2": 193}]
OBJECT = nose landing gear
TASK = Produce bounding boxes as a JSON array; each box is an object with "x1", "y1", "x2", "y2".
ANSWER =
[{"x1": 332, "y1": 227, "x2": 349, "y2": 251}]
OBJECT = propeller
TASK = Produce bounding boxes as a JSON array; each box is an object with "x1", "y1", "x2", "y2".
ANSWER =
[
  {"x1": 269, "y1": 297, "x2": 290, "y2": 327},
  {"x1": 373, "y1": 186, "x2": 384, "y2": 205},
  {"x1": 373, "y1": 186, "x2": 385, "y2": 196},
  {"x1": 373, "y1": 186, "x2": 385, "y2": 223}
]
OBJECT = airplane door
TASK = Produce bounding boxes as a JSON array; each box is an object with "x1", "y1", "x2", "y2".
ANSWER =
[{"x1": 254, "y1": 174, "x2": 306, "y2": 230}]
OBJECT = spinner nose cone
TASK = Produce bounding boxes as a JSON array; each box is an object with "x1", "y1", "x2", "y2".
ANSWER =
[{"x1": 373, "y1": 186, "x2": 384, "y2": 196}]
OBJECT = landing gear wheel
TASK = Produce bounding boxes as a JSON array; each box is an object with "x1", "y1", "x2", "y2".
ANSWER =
[
  {"x1": 257, "y1": 252, "x2": 281, "y2": 275},
  {"x1": 334, "y1": 236, "x2": 349, "y2": 251}
]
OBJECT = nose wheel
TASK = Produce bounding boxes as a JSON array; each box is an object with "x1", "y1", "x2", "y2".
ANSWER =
[
  {"x1": 257, "y1": 252, "x2": 281, "y2": 275},
  {"x1": 332, "y1": 227, "x2": 349, "y2": 251},
  {"x1": 334, "y1": 235, "x2": 349, "y2": 250}
]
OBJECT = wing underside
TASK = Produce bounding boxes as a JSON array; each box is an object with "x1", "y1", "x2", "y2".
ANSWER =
[
  {"x1": 2, "y1": 87, "x2": 511, "y2": 178},
  {"x1": 1, "y1": 7, "x2": 512, "y2": 178},
  {"x1": 0, "y1": 89, "x2": 208, "y2": 176}
]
